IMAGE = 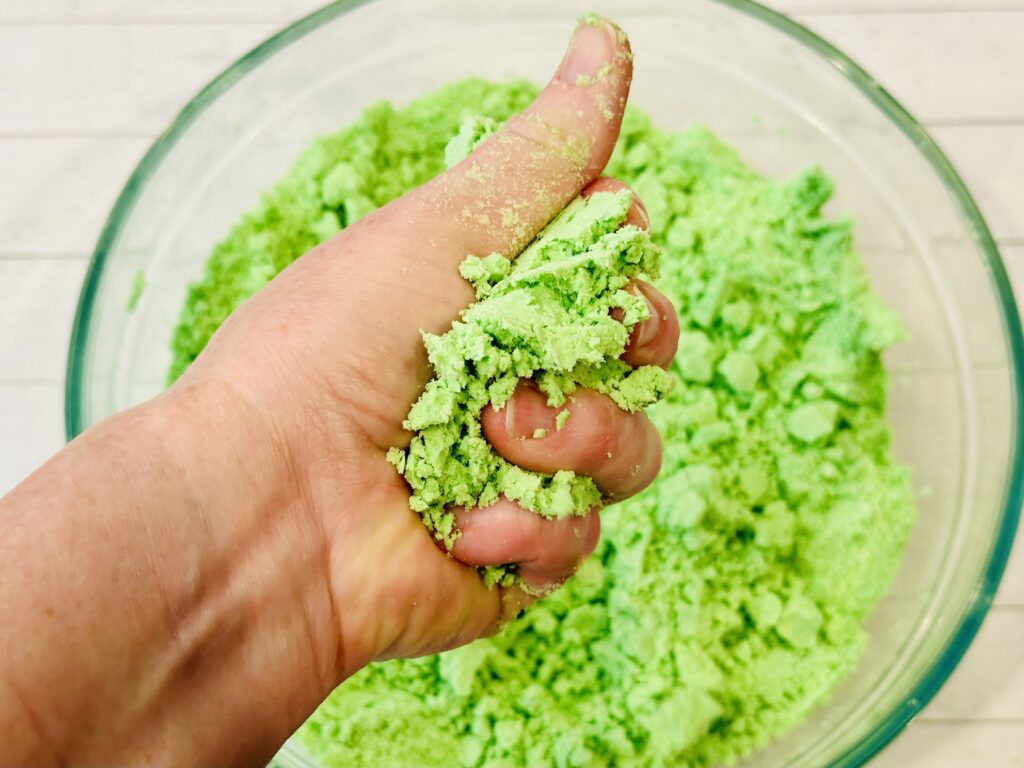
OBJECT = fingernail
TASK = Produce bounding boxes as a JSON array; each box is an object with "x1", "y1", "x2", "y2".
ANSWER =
[
  {"x1": 633, "y1": 196, "x2": 651, "y2": 229},
  {"x1": 505, "y1": 386, "x2": 554, "y2": 440},
  {"x1": 504, "y1": 397, "x2": 519, "y2": 437},
  {"x1": 557, "y1": 15, "x2": 616, "y2": 86},
  {"x1": 635, "y1": 288, "x2": 662, "y2": 348},
  {"x1": 571, "y1": 514, "x2": 593, "y2": 541},
  {"x1": 571, "y1": 512, "x2": 602, "y2": 560}
]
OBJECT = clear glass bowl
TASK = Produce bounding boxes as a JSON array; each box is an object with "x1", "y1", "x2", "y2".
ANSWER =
[{"x1": 66, "y1": 1, "x2": 1022, "y2": 766}]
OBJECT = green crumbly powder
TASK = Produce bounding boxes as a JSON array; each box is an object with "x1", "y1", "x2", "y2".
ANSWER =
[
  {"x1": 168, "y1": 80, "x2": 915, "y2": 767},
  {"x1": 386, "y1": 188, "x2": 674, "y2": 586}
]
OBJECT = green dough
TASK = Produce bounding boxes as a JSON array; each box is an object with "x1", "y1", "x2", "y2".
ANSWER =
[
  {"x1": 386, "y1": 187, "x2": 674, "y2": 585},
  {"x1": 786, "y1": 400, "x2": 840, "y2": 444},
  {"x1": 444, "y1": 115, "x2": 501, "y2": 169},
  {"x1": 168, "y1": 79, "x2": 916, "y2": 767}
]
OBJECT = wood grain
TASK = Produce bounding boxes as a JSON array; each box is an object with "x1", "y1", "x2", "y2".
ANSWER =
[
  {"x1": 796, "y1": 12, "x2": 1024, "y2": 123},
  {"x1": 873, "y1": 721, "x2": 1024, "y2": 767},
  {"x1": 780, "y1": 0, "x2": 1024, "y2": 12},
  {"x1": 0, "y1": 138, "x2": 147, "y2": 254},
  {"x1": 0, "y1": 24, "x2": 276, "y2": 135},
  {"x1": 919, "y1": 607, "x2": 1024, "y2": 720},
  {"x1": 0, "y1": 383, "x2": 65, "y2": 495},
  {"x1": 0, "y1": 259, "x2": 86, "y2": 383},
  {"x1": 932, "y1": 127, "x2": 1024, "y2": 242},
  {"x1": 2, "y1": 0, "x2": 1023, "y2": 21},
  {"x1": 0, "y1": 0, "x2": 323, "y2": 22}
]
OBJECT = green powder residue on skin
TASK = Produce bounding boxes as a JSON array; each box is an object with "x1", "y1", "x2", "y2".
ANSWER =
[
  {"x1": 167, "y1": 81, "x2": 538, "y2": 383},
  {"x1": 387, "y1": 188, "x2": 674, "y2": 585},
  {"x1": 169, "y1": 80, "x2": 915, "y2": 767}
]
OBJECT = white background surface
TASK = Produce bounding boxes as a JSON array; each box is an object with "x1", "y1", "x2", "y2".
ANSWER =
[{"x1": 0, "y1": 0, "x2": 1021, "y2": 765}]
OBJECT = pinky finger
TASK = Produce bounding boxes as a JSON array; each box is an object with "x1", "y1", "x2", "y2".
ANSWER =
[{"x1": 449, "y1": 498, "x2": 601, "y2": 594}]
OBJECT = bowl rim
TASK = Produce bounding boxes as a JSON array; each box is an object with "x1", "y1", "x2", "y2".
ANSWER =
[{"x1": 65, "y1": 1, "x2": 1024, "y2": 765}]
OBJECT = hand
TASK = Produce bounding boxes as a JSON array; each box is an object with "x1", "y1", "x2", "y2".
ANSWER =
[
  {"x1": 0, "y1": 15, "x2": 678, "y2": 768},
  {"x1": 178, "y1": 17, "x2": 679, "y2": 666},
  {"x1": 179, "y1": 15, "x2": 677, "y2": 670}
]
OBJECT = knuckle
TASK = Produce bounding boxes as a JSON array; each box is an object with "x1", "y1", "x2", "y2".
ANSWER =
[
  {"x1": 504, "y1": 116, "x2": 568, "y2": 159},
  {"x1": 514, "y1": 505, "x2": 548, "y2": 544}
]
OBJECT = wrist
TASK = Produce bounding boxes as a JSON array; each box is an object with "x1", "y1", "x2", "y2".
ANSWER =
[
  {"x1": 155, "y1": 375, "x2": 344, "y2": 669},
  {"x1": 0, "y1": 378, "x2": 349, "y2": 767},
  {"x1": 119, "y1": 382, "x2": 347, "y2": 759},
  {"x1": 170, "y1": 347, "x2": 401, "y2": 677}
]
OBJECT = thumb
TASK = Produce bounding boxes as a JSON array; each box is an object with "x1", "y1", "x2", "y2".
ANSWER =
[{"x1": 409, "y1": 14, "x2": 633, "y2": 259}]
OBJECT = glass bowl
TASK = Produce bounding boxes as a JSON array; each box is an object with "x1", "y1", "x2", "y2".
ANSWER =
[{"x1": 66, "y1": 1, "x2": 1022, "y2": 766}]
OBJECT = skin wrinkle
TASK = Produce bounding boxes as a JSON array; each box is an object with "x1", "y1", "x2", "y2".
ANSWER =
[
  {"x1": 116, "y1": 404, "x2": 209, "y2": 651},
  {"x1": 302, "y1": 247, "x2": 468, "y2": 445},
  {"x1": 284, "y1": 435, "x2": 344, "y2": 697},
  {"x1": 152, "y1": 509, "x2": 263, "y2": 699},
  {"x1": 497, "y1": 120, "x2": 583, "y2": 187},
  {"x1": 370, "y1": 523, "x2": 484, "y2": 661},
  {"x1": 414, "y1": 84, "x2": 618, "y2": 256},
  {"x1": 155, "y1": 383, "x2": 340, "y2": 716},
  {"x1": 278, "y1": 554, "x2": 327, "y2": 703},
  {"x1": 322, "y1": 361, "x2": 399, "y2": 450},
  {"x1": 486, "y1": 381, "x2": 664, "y2": 502},
  {"x1": 0, "y1": 673, "x2": 61, "y2": 768},
  {"x1": 98, "y1": 403, "x2": 228, "y2": 737}
]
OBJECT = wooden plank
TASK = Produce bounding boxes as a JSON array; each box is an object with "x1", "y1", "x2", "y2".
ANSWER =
[
  {"x1": 0, "y1": 0, "x2": 323, "y2": 22},
  {"x1": 0, "y1": 13, "x2": 1019, "y2": 136},
  {"x1": 0, "y1": 24, "x2": 276, "y2": 135},
  {"x1": 0, "y1": 17, "x2": 1019, "y2": 141},
  {"x1": 873, "y1": 720, "x2": 1024, "y2": 767},
  {"x1": 0, "y1": 384, "x2": 65, "y2": 497},
  {"x1": 796, "y1": 12, "x2": 1024, "y2": 123},
  {"x1": 918, "y1": 607, "x2": 1024, "y2": 720},
  {"x1": 775, "y1": 1, "x2": 1024, "y2": 12},
  {"x1": 0, "y1": 138, "x2": 147, "y2": 255},
  {"x1": 0, "y1": 259, "x2": 87, "y2": 383},
  {"x1": 4, "y1": 0, "x2": 1024, "y2": 21}
]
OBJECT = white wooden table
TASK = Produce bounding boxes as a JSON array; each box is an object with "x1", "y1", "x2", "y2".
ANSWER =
[{"x1": 0, "y1": 1, "x2": 1021, "y2": 764}]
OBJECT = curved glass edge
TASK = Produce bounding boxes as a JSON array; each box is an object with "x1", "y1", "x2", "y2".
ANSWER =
[
  {"x1": 716, "y1": 3, "x2": 1024, "y2": 765},
  {"x1": 65, "y1": 1, "x2": 1023, "y2": 766},
  {"x1": 64, "y1": 0, "x2": 374, "y2": 441}
]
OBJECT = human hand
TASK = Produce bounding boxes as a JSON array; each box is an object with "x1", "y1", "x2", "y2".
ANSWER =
[
  {"x1": 0, "y1": 16, "x2": 682, "y2": 768},
  {"x1": 173, "y1": 16, "x2": 679, "y2": 679}
]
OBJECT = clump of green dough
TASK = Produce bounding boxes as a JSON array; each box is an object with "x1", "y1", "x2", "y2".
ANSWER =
[
  {"x1": 386, "y1": 188, "x2": 673, "y2": 584},
  {"x1": 169, "y1": 79, "x2": 916, "y2": 768}
]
